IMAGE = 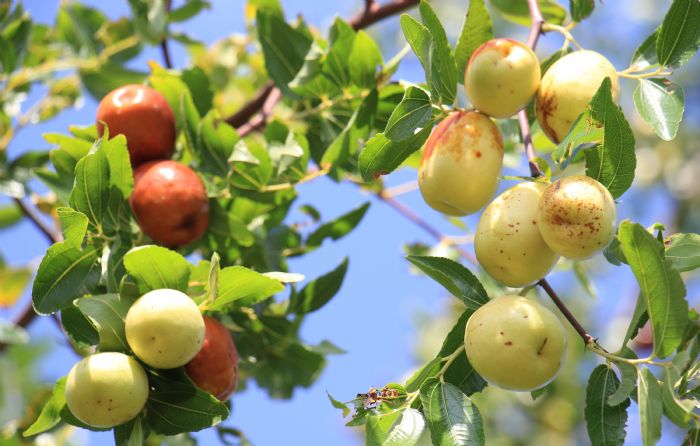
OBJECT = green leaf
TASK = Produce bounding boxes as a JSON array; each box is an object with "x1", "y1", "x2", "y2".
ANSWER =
[
  {"x1": 323, "y1": 19, "x2": 355, "y2": 89},
  {"x1": 69, "y1": 149, "x2": 110, "y2": 229},
  {"x1": 406, "y1": 256, "x2": 489, "y2": 311},
  {"x1": 307, "y1": 202, "x2": 370, "y2": 248},
  {"x1": 665, "y1": 233, "x2": 700, "y2": 272},
  {"x1": 75, "y1": 294, "x2": 131, "y2": 352},
  {"x1": 420, "y1": 378, "x2": 485, "y2": 446},
  {"x1": 60, "y1": 305, "x2": 99, "y2": 346},
  {"x1": 146, "y1": 368, "x2": 229, "y2": 435},
  {"x1": 123, "y1": 245, "x2": 190, "y2": 295},
  {"x1": 584, "y1": 365, "x2": 630, "y2": 446},
  {"x1": 127, "y1": 0, "x2": 167, "y2": 43},
  {"x1": 327, "y1": 391, "x2": 351, "y2": 418},
  {"x1": 454, "y1": 0, "x2": 493, "y2": 78},
  {"x1": 0, "y1": 266, "x2": 32, "y2": 307},
  {"x1": 384, "y1": 86, "x2": 432, "y2": 141},
  {"x1": 584, "y1": 78, "x2": 636, "y2": 199},
  {"x1": 661, "y1": 367, "x2": 695, "y2": 428},
  {"x1": 633, "y1": 78, "x2": 684, "y2": 141},
  {"x1": 656, "y1": 0, "x2": 700, "y2": 68},
  {"x1": 169, "y1": 0, "x2": 211, "y2": 22},
  {"x1": 631, "y1": 28, "x2": 659, "y2": 71},
  {"x1": 622, "y1": 293, "x2": 648, "y2": 347},
  {"x1": 400, "y1": 15, "x2": 431, "y2": 80},
  {"x1": 209, "y1": 266, "x2": 284, "y2": 310},
  {"x1": 569, "y1": 0, "x2": 594, "y2": 21},
  {"x1": 607, "y1": 347, "x2": 638, "y2": 406},
  {"x1": 256, "y1": 9, "x2": 312, "y2": 96},
  {"x1": 0, "y1": 318, "x2": 29, "y2": 345},
  {"x1": 81, "y1": 63, "x2": 147, "y2": 100},
  {"x1": 419, "y1": 1, "x2": 458, "y2": 104},
  {"x1": 32, "y1": 242, "x2": 99, "y2": 315},
  {"x1": 57, "y1": 207, "x2": 88, "y2": 247},
  {"x1": 23, "y1": 377, "x2": 67, "y2": 437},
  {"x1": 366, "y1": 408, "x2": 425, "y2": 446},
  {"x1": 359, "y1": 123, "x2": 432, "y2": 181},
  {"x1": 198, "y1": 111, "x2": 239, "y2": 177},
  {"x1": 0, "y1": 203, "x2": 22, "y2": 229},
  {"x1": 182, "y1": 65, "x2": 214, "y2": 117},
  {"x1": 349, "y1": 30, "x2": 382, "y2": 88},
  {"x1": 114, "y1": 414, "x2": 145, "y2": 446},
  {"x1": 405, "y1": 357, "x2": 442, "y2": 393},
  {"x1": 638, "y1": 367, "x2": 662, "y2": 446},
  {"x1": 488, "y1": 0, "x2": 567, "y2": 26},
  {"x1": 288, "y1": 257, "x2": 348, "y2": 315},
  {"x1": 618, "y1": 221, "x2": 688, "y2": 358}
]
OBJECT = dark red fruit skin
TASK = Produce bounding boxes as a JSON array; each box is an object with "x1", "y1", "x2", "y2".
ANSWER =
[
  {"x1": 129, "y1": 160, "x2": 209, "y2": 247},
  {"x1": 185, "y1": 316, "x2": 239, "y2": 401},
  {"x1": 96, "y1": 84, "x2": 176, "y2": 167}
]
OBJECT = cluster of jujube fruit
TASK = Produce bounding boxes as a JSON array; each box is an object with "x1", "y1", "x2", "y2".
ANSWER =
[
  {"x1": 418, "y1": 39, "x2": 620, "y2": 391},
  {"x1": 64, "y1": 86, "x2": 241, "y2": 428}
]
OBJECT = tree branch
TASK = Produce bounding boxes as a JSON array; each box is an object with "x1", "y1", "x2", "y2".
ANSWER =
[
  {"x1": 160, "y1": 0, "x2": 174, "y2": 69},
  {"x1": 537, "y1": 279, "x2": 595, "y2": 345},
  {"x1": 224, "y1": 0, "x2": 419, "y2": 133}
]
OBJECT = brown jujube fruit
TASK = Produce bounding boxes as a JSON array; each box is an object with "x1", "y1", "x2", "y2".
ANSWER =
[
  {"x1": 97, "y1": 84, "x2": 176, "y2": 167},
  {"x1": 130, "y1": 160, "x2": 209, "y2": 247},
  {"x1": 185, "y1": 316, "x2": 239, "y2": 401}
]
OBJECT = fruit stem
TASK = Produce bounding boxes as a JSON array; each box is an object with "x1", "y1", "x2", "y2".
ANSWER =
[
  {"x1": 537, "y1": 279, "x2": 596, "y2": 346},
  {"x1": 437, "y1": 344, "x2": 466, "y2": 383},
  {"x1": 617, "y1": 67, "x2": 672, "y2": 79},
  {"x1": 541, "y1": 23, "x2": 583, "y2": 50},
  {"x1": 160, "y1": 0, "x2": 174, "y2": 69}
]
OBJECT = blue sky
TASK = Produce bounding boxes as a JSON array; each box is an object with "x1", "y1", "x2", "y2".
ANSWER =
[{"x1": 1, "y1": 0, "x2": 697, "y2": 445}]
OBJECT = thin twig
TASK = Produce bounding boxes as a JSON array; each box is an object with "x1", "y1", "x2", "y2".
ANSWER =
[
  {"x1": 537, "y1": 279, "x2": 596, "y2": 345},
  {"x1": 225, "y1": 83, "x2": 275, "y2": 128},
  {"x1": 12, "y1": 198, "x2": 61, "y2": 245},
  {"x1": 525, "y1": 0, "x2": 545, "y2": 48},
  {"x1": 160, "y1": 0, "x2": 174, "y2": 69}
]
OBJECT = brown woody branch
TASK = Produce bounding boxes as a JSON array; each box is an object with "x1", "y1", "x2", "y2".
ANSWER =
[{"x1": 161, "y1": 0, "x2": 174, "y2": 69}]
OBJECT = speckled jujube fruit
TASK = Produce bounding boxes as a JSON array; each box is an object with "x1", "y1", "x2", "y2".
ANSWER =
[
  {"x1": 125, "y1": 288, "x2": 205, "y2": 369},
  {"x1": 418, "y1": 111, "x2": 504, "y2": 216},
  {"x1": 130, "y1": 160, "x2": 210, "y2": 247},
  {"x1": 465, "y1": 295, "x2": 567, "y2": 391},
  {"x1": 536, "y1": 50, "x2": 619, "y2": 143},
  {"x1": 97, "y1": 84, "x2": 176, "y2": 167},
  {"x1": 466, "y1": 38, "x2": 541, "y2": 118},
  {"x1": 185, "y1": 316, "x2": 239, "y2": 401},
  {"x1": 475, "y1": 182, "x2": 559, "y2": 287},
  {"x1": 537, "y1": 175, "x2": 616, "y2": 259},
  {"x1": 65, "y1": 352, "x2": 148, "y2": 428}
]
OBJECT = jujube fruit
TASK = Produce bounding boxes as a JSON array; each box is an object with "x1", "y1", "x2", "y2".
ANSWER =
[
  {"x1": 185, "y1": 316, "x2": 239, "y2": 401},
  {"x1": 125, "y1": 288, "x2": 205, "y2": 369},
  {"x1": 535, "y1": 50, "x2": 619, "y2": 143},
  {"x1": 130, "y1": 160, "x2": 210, "y2": 247},
  {"x1": 465, "y1": 295, "x2": 567, "y2": 391},
  {"x1": 65, "y1": 352, "x2": 148, "y2": 428},
  {"x1": 475, "y1": 181, "x2": 559, "y2": 287},
  {"x1": 537, "y1": 175, "x2": 616, "y2": 259},
  {"x1": 466, "y1": 38, "x2": 541, "y2": 118},
  {"x1": 418, "y1": 111, "x2": 504, "y2": 216},
  {"x1": 96, "y1": 84, "x2": 176, "y2": 166}
]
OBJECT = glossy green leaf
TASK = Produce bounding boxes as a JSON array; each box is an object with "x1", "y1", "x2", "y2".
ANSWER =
[
  {"x1": 69, "y1": 149, "x2": 110, "y2": 228},
  {"x1": 113, "y1": 414, "x2": 145, "y2": 446},
  {"x1": 359, "y1": 123, "x2": 432, "y2": 181},
  {"x1": 633, "y1": 78, "x2": 684, "y2": 141},
  {"x1": 75, "y1": 294, "x2": 131, "y2": 352},
  {"x1": 488, "y1": 0, "x2": 566, "y2": 26},
  {"x1": 638, "y1": 367, "x2": 662, "y2": 446},
  {"x1": 400, "y1": 15, "x2": 431, "y2": 80},
  {"x1": 656, "y1": 0, "x2": 700, "y2": 68},
  {"x1": 569, "y1": 0, "x2": 594, "y2": 21},
  {"x1": 198, "y1": 110, "x2": 239, "y2": 176},
  {"x1": 607, "y1": 347, "x2": 638, "y2": 406},
  {"x1": 584, "y1": 78, "x2": 636, "y2": 199},
  {"x1": 123, "y1": 245, "x2": 190, "y2": 294},
  {"x1": 57, "y1": 207, "x2": 88, "y2": 247},
  {"x1": 0, "y1": 203, "x2": 22, "y2": 229},
  {"x1": 631, "y1": 28, "x2": 659, "y2": 71},
  {"x1": 384, "y1": 86, "x2": 432, "y2": 141},
  {"x1": 327, "y1": 391, "x2": 351, "y2": 418},
  {"x1": 618, "y1": 221, "x2": 688, "y2": 358},
  {"x1": 419, "y1": 1, "x2": 458, "y2": 104},
  {"x1": 454, "y1": 0, "x2": 493, "y2": 78},
  {"x1": 420, "y1": 378, "x2": 485, "y2": 446},
  {"x1": 60, "y1": 305, "x2": 99, "y2": 346},
  {"x1": 209, "y1": 266, "x2": 284, "y2": 310},
  {"x1": 146, "y1": 368, "x2": 229, "y2": 435},
  {"x1": 406, "y1": 256, "x2": 488, "y2": 311},
  {"x1": 584, "y1": 365, "x2": 630, "y2": 446},
  {"x1": 288, "y1": 257, "x2": 348, "y2": 315},
  {"x1": 665, "y1": 233, "x2": 700, "y2": 272},
  {"x1": 169, "y1": 0, "x2": 211, "y2": 22},
  {"x1": 622, "y1": 293, "x2": 648, "y2": 348},
  {"x1": 366, "y1": 408, "x2": 425, "y2": 446},
  {"x1": 349, "y1": 30, "x2": 382, "y2": 88},
  {"x1": 661, "y1": 367, "x2": 695, "y2": 428},
  {"x1": 32, "y1": 242, "x2": 99, "y2": 315},
  {"x1": 23, "y1": 377, "x2": 67, "y2": 437},
  {"x1": 307, "y1": 202, "x2": 370, "y2": 248}
]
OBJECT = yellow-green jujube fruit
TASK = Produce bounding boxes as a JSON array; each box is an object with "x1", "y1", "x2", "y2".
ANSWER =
[
  {"x1": 465, "y1": 295, "x2": 567, "y2": 391},
  {"x1": 535, "y1": 50, "x2": 619, "y2": 143},
  {"x1": 466, "y1": 38, "x2": 541, "y2": 118},
  {"x1": 537, "y1": 175, "x2": 617, "y2": 260},
  {"x1": 418, "y1": 111, "x2": 504, "y2": 216},
  {"x1": 65, "y1": 352, "x2": 148, "y2": 428},
  {"x1": 125, "y1": 288, "x2": 205, "y2": 369},
  {"x1": 475, "y1": 181, "x2": 559, "y2": 287}
]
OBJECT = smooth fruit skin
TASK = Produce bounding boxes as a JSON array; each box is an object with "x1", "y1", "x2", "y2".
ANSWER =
[
  {"x1": 125, "y1": 288, "x2": 205, "y2": 369},
  {"x1": 537, "y1": 175, "x2": 616, "y2": 260},
  {"x1": 465, "y1": 295, "x2": 567, "y2": 391},
  {"x1": 130, "y1": 160, "x2": 210, "y2": 247},
  {"x1": 185, "y1": 316, "x2": 239, "y2": 401},
  {"x1": 96, "y1": 84, "x2": 176, "y2": 167},
  {"x1": 535, "y1": 50, "x2": 619, "y2": 143},
  {"x1": 418, "y1": 111, "x2": 504, "y2": 216},
  {"x1": 475, "y1": 181, "x2": 559, "y2": 287},
  {"x1": 65, "y1": 352, "x2": 148, "y2": 428},
  {"x1": 466, "y1": 38, "x2": 541, "y2": 118}
]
